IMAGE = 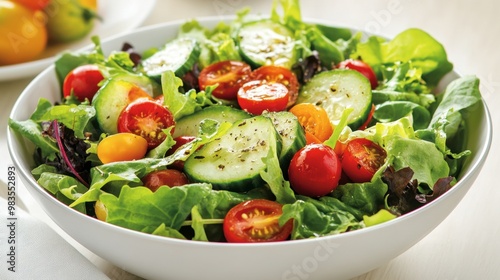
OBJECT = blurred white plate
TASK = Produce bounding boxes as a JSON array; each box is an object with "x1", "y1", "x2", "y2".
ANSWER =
[{"x1": 0, "y1": 0, "x2": 157, "y2": 82}]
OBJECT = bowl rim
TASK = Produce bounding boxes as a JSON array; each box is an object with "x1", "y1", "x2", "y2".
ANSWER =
[{"x1": 7, "y1": 15, "x2": 494, "y2": 248}]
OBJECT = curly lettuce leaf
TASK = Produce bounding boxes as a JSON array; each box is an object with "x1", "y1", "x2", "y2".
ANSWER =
[
  {"x1": 280, "y1": 199, "x2": 362, "y2": 239},
  {"x1": 353, "y1": 28, "x2": 453, "y2": 86}
]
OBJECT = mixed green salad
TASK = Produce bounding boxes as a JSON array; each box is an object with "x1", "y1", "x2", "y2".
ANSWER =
[{"x1": 9, "y1": 0, "x2": 482, "y2": 242}]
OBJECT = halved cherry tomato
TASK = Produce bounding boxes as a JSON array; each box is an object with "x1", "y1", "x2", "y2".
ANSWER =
[
  {"x1": 337, "y1": 59, "x2": 378, "y2": 89},
  {"x1": 341, "y1": 138, "x2": 387, "y2": 183},
  {"x1": 117, "y1": 99, "x2": 175, "y2": 149},
  {"x1": 141, "y1": 169, "x2": 189, "y2": 192},
  {"x1": 289, "y1": 103, "x2": 333, "y2": 142},
  {"x1": 198, "y1": 60, "x2": 252, "y2": 100},
  {"x1": 304, "y1": 131, "x2": 322, "y2": 145},
  {"x1": 288, "y1": 143, "x2": 342, "y2": 197},
  {"x1": 250, "y1": 65, "x2": 299, "y2": 107},
  {"x1": 166, "y1": 136, "x2": 197, "y2": 171},
  {"x1": 223, "y1": 199, "x2": 293, "y2": 243},
  {"x1": 237, "y1": 80, "x2": 289, "y2": 115},
  {"x1": 97, "y1": 133, "x2": 148, "y2": 164},
  {"x1": 63, "y1": 64, "x2": 104, "y2": 102}
]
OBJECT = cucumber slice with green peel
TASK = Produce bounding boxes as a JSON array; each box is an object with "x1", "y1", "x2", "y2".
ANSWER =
[
  {"x1": 263, "y1": 111, "x2": 306, "y2": 172},
  {"x1": 184, "y1": 115, "x2": 282, "y2": 192},
  {"x1": 173, "y1": 105, "x2": 251, "y2": 138},
  {"x1": 236, "y1": 20, "x2": 297, "y2": 69},
  {"x1": 92, "y1": 79, "x2": 152, "y2": 134},
  {"x1": 111, "y1": 73, "x2": 162, "y2": 97},
  {"x1": 141, "y1": 37, "x2": 200, "y2": 81},
  {"x1": 297, "y1": 69, "x2": 372, "y2": 130}
]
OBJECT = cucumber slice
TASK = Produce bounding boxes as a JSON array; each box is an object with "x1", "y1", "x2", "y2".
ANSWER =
[
  {"x1": 297, "y1": 69, "x2": 372, "y2": 130},
  {"x1": 236, "y1": 20, "x2": 297, "y2": 69},
  {"x1": 92, "y1": 79, "x2": 152, "y2": 134},
  {"x1": 141, "y1": 37, "x2": 200, "y2": 81},
  {"x1": 263, "y1": 111, "x2": 306, "y2": 172},
  {"x1": 173, "y1": 105, "x2": 251, "y2": 138},
  {"x1": 184, "y1": 115, "x2": 281, "y2": 192}
]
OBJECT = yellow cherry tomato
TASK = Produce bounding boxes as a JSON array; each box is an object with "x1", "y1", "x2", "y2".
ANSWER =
[
  {"x1": 94, "y1": 200, "x2": 107, "y2": 221},
  {"x1": 97, "y1": 133, "x2": 148, "y2": 164},
  {"x1": 0, "y1": 0, "x2": 48, "y2": 65}
]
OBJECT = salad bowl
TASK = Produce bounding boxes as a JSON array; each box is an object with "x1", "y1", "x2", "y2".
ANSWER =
[{"x1": 7, "y1": 14, "x2": 492, "y2": 280}]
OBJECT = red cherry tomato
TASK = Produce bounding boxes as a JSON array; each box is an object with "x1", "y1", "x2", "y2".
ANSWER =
[
  {"x1": 166, "y1": 136, "x2": 197, "y2": 170},
  {"x1": 223, "y1": 199, "x2": 293, "y2": 243},
  {"x1": 141, "y1": 169, "x2": 189, "y2": 192},
  {"x1": 117, "y1": 99, "x2": 175, "y2": 149},
  {"x1": 63, "y1": 65, "x2": 104, "y2": 102},
  {"x1": 288, "y1": 144, "x2": 342, "y2": 197},
  {"x1": 250, "y1": 65, "x2": 299, "y2": 107},
  {"x1": 237, "y1": 80, "x2": 289, "y2": 115},
  {"x1": 13, "y1": 0, "x2": 50, "y2": 10},
  {"x1": 341, "y1": 138, "x2": 387, "y2": 183},
  {"x1": 337, "y1": 59, "x2": 378, "y2": 89},
  {"x1": 198, "y1": 60, "x2": 252, "y2": 100}
]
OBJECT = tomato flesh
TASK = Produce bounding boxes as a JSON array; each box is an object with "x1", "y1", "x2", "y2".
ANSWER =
[
  {"x1": 198, "y1": 60, "x2": 252, "y2": 100},
  {"x1": 117, "y1": 99, "x2": 175, "y2": 149},
  {"x1": 288, "y1": 144, "x2": 342, "y2": 197},
  {"x1": 237, "y1": 80, "x2": 289, "y2": 115},
  {"x1": 289, "y1": 103, "x2": 333, "y2": 142},
  {"x1": 341, "y1": 138, "x2": 387, "y2": 183},
  {"x1": 223, "y1": 199, "x2": 293, "y2": 243},
  {"x1": 142, "y1": 169, "x2": 189, "y2": 192},
  {"x1": 250, "y1": 65, "x2": 299, "y2": 107},
  {"x1": 63, "y1": 64, "x2": 104, "y2": 102},
  {"x1": 337, "y1": 59, "x2": 378, "y2": 89}
]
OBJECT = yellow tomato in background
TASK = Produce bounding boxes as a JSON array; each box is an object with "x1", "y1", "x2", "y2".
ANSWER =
[
  {"x1": 79, "y1": 0, "x2": 97, "y2": 10},
  {"x1": 0, "y1": 0, "x2": 48, "y2": 65}
]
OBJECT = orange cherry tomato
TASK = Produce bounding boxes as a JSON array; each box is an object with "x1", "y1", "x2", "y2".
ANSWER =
[
  {"x1": 0, "y1": 1, "x2": 47, "y2": 65},
  {"x1": 289, "y1": 103, "x2": 333, "y2": 142},
  {"x1": 97, "y1": 133, "x2": 148, "y2": 164}
]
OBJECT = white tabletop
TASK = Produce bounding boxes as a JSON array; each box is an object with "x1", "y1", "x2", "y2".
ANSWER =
[{"x1": 1, "y1": 0, "x2": 499, "y2": 279}]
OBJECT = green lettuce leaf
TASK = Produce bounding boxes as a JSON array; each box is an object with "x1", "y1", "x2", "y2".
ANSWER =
[
  {"x1": 353, "y1": 28, "x2": 453, "y2": 85},
  {"x1": 100, "y1": 184, "x2": 212, "y2": 233},
  {"x1": 280, "y1": 199, "x2": 362, "y2": 239}
]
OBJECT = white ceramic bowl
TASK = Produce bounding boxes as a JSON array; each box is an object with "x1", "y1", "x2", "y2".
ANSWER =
[{"x1": 7, "y1": 17, "x2": 493, "y2": 280}]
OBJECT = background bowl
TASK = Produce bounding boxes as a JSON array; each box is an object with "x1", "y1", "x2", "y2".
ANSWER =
[{"x1": 7, "y1": 17, "x2": 492, "y2": 280}]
